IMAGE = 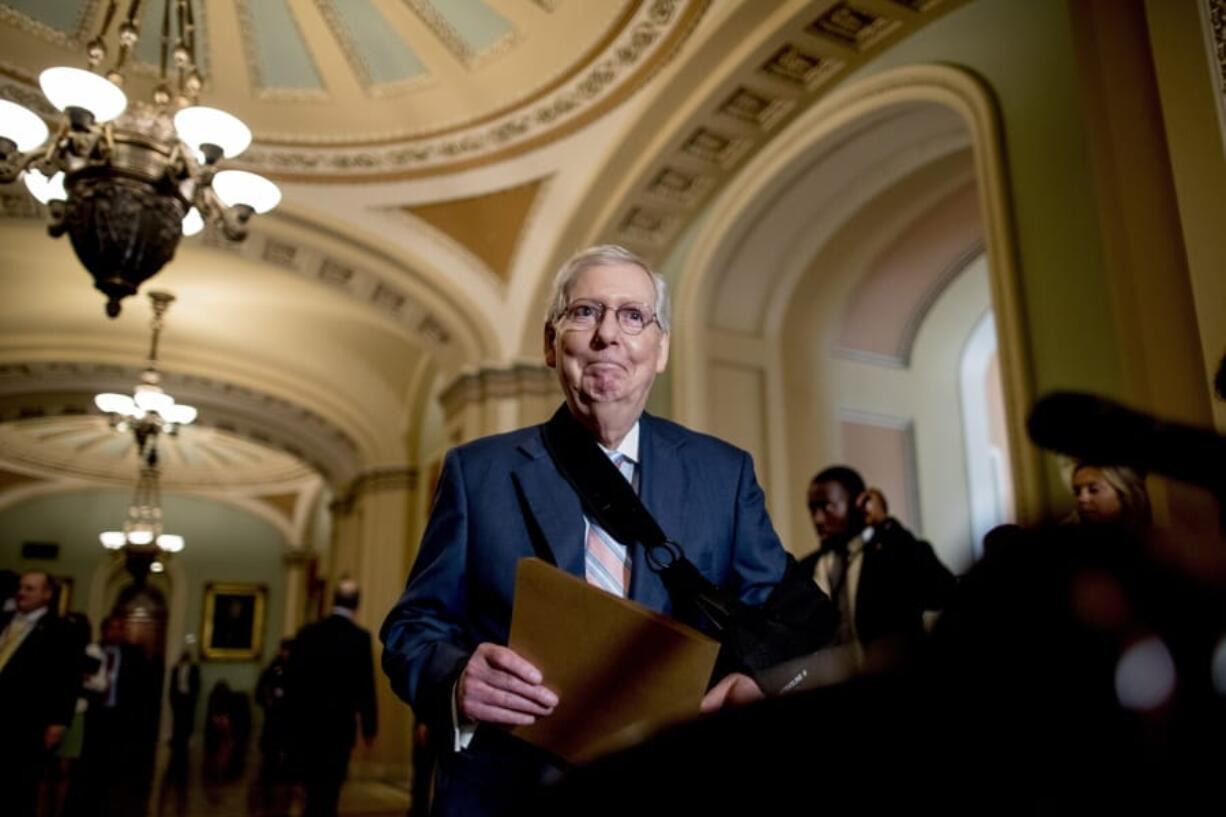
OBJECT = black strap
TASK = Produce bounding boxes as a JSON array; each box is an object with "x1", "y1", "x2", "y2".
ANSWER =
[
  {"x1": 541, "y1": 407, "x2": 683, "y2": 571},
  {"x1": 540, "y1": 406, "x2": 834, "y2": 686}
]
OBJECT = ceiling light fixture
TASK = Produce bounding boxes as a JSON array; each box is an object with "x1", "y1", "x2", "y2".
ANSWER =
[
  {"x1": 95, "y1": 290, "x2": 197, "y2": 455},
  {"x1": 0, "y1": 0, "x2": 280, "y2": 317},
  {"x1": 99, "y1": 438, "x2": 185, "y2": 581}
]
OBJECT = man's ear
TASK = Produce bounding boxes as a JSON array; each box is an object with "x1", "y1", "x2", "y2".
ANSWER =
[
  {"x1": 854, "y1": 491, "x2": 870, "y2": 512},
  {"x1": 655, "y1": 329, "x2": 670, "y2": 374},
  {"x1": 544, "y1": 321, "x2": 557, "y2": 368}
]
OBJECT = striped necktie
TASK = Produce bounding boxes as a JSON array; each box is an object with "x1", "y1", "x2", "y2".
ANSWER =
[
  {"x1": 584, "y1": 452, "x2": 635, "y2": 597},
  {"x1": 0, "y1": 616, "x2": 31, "y2": 672}
]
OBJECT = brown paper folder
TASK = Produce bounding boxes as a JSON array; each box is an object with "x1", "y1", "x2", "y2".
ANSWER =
[{"x1": 508, "y1": 557, "x2": 720, "y2": 765}]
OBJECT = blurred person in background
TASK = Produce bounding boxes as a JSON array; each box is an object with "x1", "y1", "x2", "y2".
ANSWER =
[
  {"x1": 1069, "y1": 461, "x2": 1151, "y2": 531},
  {"x1": 0, "y1": 571, "x2": 76, "y2": 817}
]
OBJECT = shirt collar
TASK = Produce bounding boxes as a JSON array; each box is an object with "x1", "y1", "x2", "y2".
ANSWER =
[
  {"x1": 16, "y1": 605, "x2": 49, "y2": 625},
  {"x1": 597, "y1": 421, "x2": 640, "y2": 465},
  {"x1": 331, "y1": 606, "x2": 355, "y2": 620}
]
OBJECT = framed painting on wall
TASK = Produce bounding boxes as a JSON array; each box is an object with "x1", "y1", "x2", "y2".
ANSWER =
[
  {"x1": 55, "y1": 576, "x2": 73, "y2": 616},
  {"x1": 201, "y1": 582, "x2": 267, "y2": 661}
]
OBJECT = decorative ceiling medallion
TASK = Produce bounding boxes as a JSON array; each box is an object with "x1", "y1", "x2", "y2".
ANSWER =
[
  {"x1": 237, "y1": 0, "x2": 707, "y2": 181},
  {"x1": 647, "y1": 167, "x2": 711, "y2": 205},
  {"x1": 681, "y1": 127, "x2": 749, "y2": 167},
  {"x1": 808, "y1": 3, "x2": 899, "y2": 51},
  {"x1": 761, "y1": 44, "x2": 844, "y2": 89},
  {"x1": 718, "y1": 86, "x2": 793, "y2": 129},
  {"x1": 617, "y1": 206, "x2": 675, "y2": 246}
]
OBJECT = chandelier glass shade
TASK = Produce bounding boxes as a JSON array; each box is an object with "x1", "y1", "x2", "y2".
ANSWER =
[
  {"x1": 95, "y1": 291, "x2": 197, "y2": 454},
  {"x1": 97, "y1": 290, "x2": 192, "y2": 577},
  {"x1": 0, "y1": 0, "x2": 280, "y2": 318},
  {"x1": 98, "y1": 458, "x2": 185, "y2": 556}
]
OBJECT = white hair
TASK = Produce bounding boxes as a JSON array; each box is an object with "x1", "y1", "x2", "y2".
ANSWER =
[{"x1": 545, "y1": 244, "x2": 671, "y2": 332}]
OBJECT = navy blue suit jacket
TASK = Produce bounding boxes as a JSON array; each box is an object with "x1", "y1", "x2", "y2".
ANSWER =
[{"x1": 380, "y1": 408, "x2": 788, "y2": 814}]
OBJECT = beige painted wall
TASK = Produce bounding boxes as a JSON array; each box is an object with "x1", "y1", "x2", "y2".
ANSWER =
[{"x1": 829, "y1": 259, "x2": 992, "y2": 572}]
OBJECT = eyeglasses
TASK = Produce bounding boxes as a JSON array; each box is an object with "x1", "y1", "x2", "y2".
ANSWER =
[{"x1": 559, "y1": 300, "x2": 659, "y2": 335}]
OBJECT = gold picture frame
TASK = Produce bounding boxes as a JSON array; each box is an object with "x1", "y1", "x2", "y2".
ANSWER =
[
  {"x1": 55, "y1": 576, "x2": 73, "y2": 616},
  {"x1": 201, "y1": 582, "x2": 267, "y2": 661}
]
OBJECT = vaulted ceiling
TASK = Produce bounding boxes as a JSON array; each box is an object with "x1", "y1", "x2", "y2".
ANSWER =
[{"x1": 0, "y1": 0, "x2": 967, "y2": 497}]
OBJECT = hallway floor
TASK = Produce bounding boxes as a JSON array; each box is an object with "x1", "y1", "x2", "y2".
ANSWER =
[{"x1": 143, "y1": 746, "x2": 411, "y2": 817}]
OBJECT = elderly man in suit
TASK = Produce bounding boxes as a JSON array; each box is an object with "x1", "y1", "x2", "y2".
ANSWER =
[
  {"x1": 290, "y1": 579, "x2": 377, "y2": 817},
  {"x1": 381, "y1": 244, "x2": 789, "y2": 817},
  {"x1": 0, "y1": 570, "x2": 77, "y2": 817}
]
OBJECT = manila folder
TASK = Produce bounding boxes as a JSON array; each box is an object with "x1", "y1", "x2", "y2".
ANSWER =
[{"x1": 508, "y1": 557, "x2": 720, "y2": 765}]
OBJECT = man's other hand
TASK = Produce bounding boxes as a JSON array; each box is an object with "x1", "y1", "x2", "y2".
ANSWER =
[
  {"x1": 458, "y1": 643, "x2": 559, "y2": 726},
  {"x1": 700, "y1": 672, "x2": 764, "y2": 714}
]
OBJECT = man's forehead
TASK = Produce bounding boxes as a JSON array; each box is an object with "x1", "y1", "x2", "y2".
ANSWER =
[
  {"x1": 569, "y1": 262, "x2": 655, "y2": 301},
  {"x1": 810, "y1": 480, "x2": 849, "y2": 500}
]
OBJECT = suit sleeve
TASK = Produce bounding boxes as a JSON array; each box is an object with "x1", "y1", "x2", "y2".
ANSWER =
[
  {"x1": 727, "y1": 450, "x2": 789, "y2": 607},
  {"x1": 379, "y1": 448, "x2": 474, "y2": 733}
]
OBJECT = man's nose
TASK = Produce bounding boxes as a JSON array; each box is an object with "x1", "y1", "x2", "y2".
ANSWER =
[{"x1": 593, "y1": 306, "x2": 621, "y2": 342}]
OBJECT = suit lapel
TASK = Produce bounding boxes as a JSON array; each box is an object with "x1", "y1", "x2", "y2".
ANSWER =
[
  {"x1": 512, "y1": 434, "x2": 586, "y2": 577},
  {"x1": 630, "y1": 414, "x2": 687, "y2": 609}
]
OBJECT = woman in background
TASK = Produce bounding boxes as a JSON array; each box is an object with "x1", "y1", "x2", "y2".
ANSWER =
[{"x1": 1069, "y1": 461, "x2": 1151, "y2": 531}]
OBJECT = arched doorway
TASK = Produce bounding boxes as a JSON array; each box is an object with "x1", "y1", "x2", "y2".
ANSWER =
[{"x1": 670, "y1": 66, "x2": 1037, "y2": 562}]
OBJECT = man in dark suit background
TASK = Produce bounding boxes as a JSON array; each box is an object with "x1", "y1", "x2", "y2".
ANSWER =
[
  {"x1": 80, "y1": 614, "x2": 158, "y2": 817},
  {"x1": 289, "y1": 579, "x2": 377, "y2": 817},
  {"x1": 0, "y1": 570, "x2": 77, "y2": 817},
  {"x1": 167, "y1": 647, "x2": 201, "y2": 778},
  {"x1": 803, "y1": 466, "x2": 956, "y2": 666},
  {"x1": 380, "y1": 244, "x2": 789, "y2": 817}
]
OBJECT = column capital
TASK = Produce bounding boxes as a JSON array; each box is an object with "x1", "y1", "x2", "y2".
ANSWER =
[
  {"x1": 333, "y1": 465, "x2": 418, "y2": 515},
  {"x1": 439, "y1": 362, "x2": 556, "y2": 420}
]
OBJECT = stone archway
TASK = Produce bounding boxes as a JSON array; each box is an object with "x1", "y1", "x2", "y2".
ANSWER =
[{"x1": 669, "y1": 65, "x2": 1039, "y2": 551}]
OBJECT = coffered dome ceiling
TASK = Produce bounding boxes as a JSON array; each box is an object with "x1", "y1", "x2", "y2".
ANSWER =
[
  {"x1": 0, "y1": 0, "x2": 968, "y2": 494},
  {"x1": 0, "y1": 0, "x2": 701, "y2": 180}
]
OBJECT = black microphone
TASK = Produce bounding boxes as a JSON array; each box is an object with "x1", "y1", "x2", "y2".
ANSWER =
[{"x1": 1027, "y1": 391, "x2": 1226, "y2": 495}]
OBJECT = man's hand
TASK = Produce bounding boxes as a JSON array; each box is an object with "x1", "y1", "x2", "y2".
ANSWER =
[
  {"x1": 700, "y1": 672, "x2": 764, "y2": 714},
  {"x1": 457, "y1": 643, "x2": 558, "y2": 726},
  {"x1": 44, "y1": 724, "x2": 66, "y2": 751}
]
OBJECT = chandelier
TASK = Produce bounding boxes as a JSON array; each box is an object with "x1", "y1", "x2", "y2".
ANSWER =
[
  {"x1": 100, "y1": 443, "x2": 183, "y2": 580},
  {"x1": 97, "y1": 290, "x2": 191, "y2": 578},
  {"x1": 94, "y1": 290, "x2": 197, "y2": 454},
  {"x1": 0, "y1": 0, "x2": 280, "y2": 318}
]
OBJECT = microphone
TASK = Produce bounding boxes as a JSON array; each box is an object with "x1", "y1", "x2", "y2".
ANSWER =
[{"x1": 1027, "y1": 391, "x2": 1226, "y2": 495}]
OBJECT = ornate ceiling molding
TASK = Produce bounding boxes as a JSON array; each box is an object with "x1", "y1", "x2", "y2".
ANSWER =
[
  {"x1": 0, "y1": 198, "x2": 491, "y2": 366},
  {"x1": 599, "y1": 0, "x2": 965, "y2": 262},
  {"x1": 0, "y1": 361, "x2": 363, "y2": 486},
  {"x1": 235, "y1": 0, "x2": 709, "y2": 181}
]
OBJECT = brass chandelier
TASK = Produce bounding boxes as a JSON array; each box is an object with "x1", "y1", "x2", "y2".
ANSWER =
[
  {"x1": 0, "y1": 0, "x2": 280, "y2": 318},
  {"x1": 97, "y1": 291, "x2": 193, "y2": 579}
]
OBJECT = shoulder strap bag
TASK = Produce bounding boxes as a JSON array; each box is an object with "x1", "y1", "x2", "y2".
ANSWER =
[{"x1": 541, "y1": 409, "x2": 833, "y2": 695}]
